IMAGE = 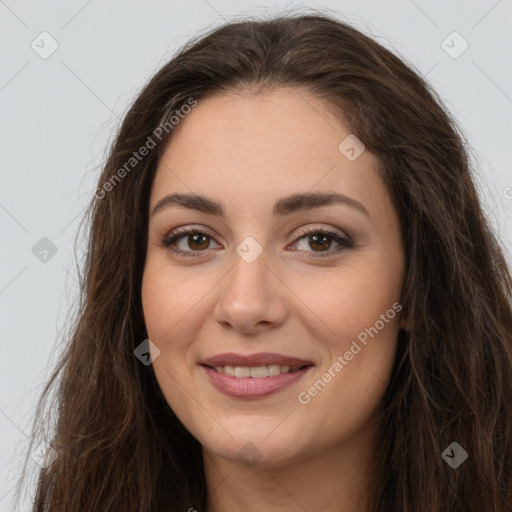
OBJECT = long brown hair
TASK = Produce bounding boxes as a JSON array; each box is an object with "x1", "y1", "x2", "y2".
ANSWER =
[{"x1": 18, "y1": 9, "x2": 512, "y2": 511}]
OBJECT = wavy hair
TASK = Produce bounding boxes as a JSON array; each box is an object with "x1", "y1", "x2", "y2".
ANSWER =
[{"x1": 18, "y1": 9, "x2": 512, "y2": 511}]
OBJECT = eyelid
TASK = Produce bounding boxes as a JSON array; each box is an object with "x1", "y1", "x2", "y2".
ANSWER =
[
  {"x1": 292, "y1": 223, "x2": 351, "y2": 241},
  {"x1": 165, "y1": 223, "x2": 217, "y2": 237},
  {"x1": 160, "y1": 223, "x2": 353, "y2": 258},
  {"x1": 160, "y1": 225, "x2": 222, "y2": 258}
]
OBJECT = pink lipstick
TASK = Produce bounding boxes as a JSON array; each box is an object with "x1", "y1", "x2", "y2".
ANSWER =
[{"x1": 200, "y1": 352, "x2": 314, "y2": 399}]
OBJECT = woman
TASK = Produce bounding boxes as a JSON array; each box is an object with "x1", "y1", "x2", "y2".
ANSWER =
[{"x1": 22, "y1": 10, "x2": 512, "y2": 512}]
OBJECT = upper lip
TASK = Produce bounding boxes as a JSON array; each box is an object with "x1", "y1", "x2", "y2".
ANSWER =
[{"x1": 200, "y1": 352, "x2": 314, "y2": 368}]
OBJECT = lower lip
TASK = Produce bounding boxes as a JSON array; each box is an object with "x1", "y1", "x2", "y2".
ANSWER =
[{"x1": 201, "y1": 365, "x2": 313, "y2": 399}]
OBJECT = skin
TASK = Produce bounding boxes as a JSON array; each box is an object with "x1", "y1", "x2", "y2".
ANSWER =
[{"x1": 141, "y1": 87, "x2": 407, "y2": 512}]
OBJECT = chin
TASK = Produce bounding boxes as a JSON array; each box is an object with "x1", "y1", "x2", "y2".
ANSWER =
[
  {"x1": 198, "y1": 419, "x2": 310, "y2": 469},
  {"x1": 207, "y1": 436, "x2": 304, "y2": 469}
]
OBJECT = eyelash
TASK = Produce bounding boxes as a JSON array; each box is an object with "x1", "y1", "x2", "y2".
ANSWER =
[{"x1": 160, "y1": 225, "x2": 354, "y2": 259}]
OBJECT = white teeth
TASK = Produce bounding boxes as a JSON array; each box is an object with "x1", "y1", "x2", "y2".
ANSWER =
[
  {"x1": 234, "y1": 366, "x2": 251, "y2": 378},
  {"x1": 212, "y1": 364, "x2": 302, "y2": 377},
  {"x1": 267, "y1": 364, "x2": 281, "y2": 376},
  {"x1": 224, "y1": 365, "x2": 235, "y2": 376},
  {"x1": 250, "y1": 366, "x2": 268, "y2": 378}
]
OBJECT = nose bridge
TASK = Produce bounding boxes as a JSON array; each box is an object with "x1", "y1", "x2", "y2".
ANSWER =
[
  {"x1": 226, "y1": 242, "x2": 272, "y2": 302},
  {"x1": 214, "y1": 239, "x2": 287, "y2": 331}
]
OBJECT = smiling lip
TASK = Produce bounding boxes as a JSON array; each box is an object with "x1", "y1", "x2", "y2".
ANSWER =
[
  {"x1": 200, "y1": 352, "x2": 314, "y2": 399},
  {"x1": 200, "y1": 352, "x2": 313, "y2": 368}
]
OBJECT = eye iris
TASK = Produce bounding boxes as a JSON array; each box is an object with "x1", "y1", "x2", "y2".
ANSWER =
[
  {"x1": 189, "y1": 233, "x2": 209, "y2": 250},
  {"x1": 309, "y1": 233, "x2": 331, "y2": 251}
]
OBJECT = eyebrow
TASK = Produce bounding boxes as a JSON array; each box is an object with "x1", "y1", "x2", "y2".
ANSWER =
[{"x1": 151, "y1": 191, "x2": 370, "y2": 218}]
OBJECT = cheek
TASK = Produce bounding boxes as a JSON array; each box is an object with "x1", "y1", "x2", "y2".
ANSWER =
[
  {"x1": 141, "y1": 271, "x2": 176, "y2": 344},
  {"x1": 141, "y1": 259, "x2": 224, "y2": 399},
  {"x1": 141, "y1": 260, "x2": 213, "y2": 345},
  {"x1": 141, "y1": 264, "x2": 196, "y2": 400},
  {"x1": 291, "y1": 256, "x2": 402, "y2": 422},
  {"x1": 286, "y1": 254, "x2": 403, "y2": 349},
  {"x1": 141, "y1": 263, "x2": 203, "y2": 417}
]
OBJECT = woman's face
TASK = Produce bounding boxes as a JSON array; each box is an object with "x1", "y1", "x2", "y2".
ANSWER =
[{"x1": 142, "y1": 88, "x2": 406, "y2": 468}]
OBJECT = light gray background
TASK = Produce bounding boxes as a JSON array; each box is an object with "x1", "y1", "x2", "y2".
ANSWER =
[{"x1": 1, "y1": 0, "x2": 511, "y2": 509}]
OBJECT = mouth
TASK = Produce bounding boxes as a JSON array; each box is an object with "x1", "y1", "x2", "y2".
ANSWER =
[
  {"x1": 199, "y1": 353, "x2": 315, "y2": 399},
  {"x1": 202, "y1": 363, "x2": 312, "y2": 378}
]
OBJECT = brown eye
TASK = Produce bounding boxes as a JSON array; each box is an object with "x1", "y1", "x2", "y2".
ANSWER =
[
  {"x1": 161, "y1": 227, "x2": 221, "y2": 257},
  {"x1": 186, "y1": 233, "x2": 210, "y2": 251},
  {"x1": 161, "y1": 226, "x2": 353, "y2": 259},
  {"x1": 289, "y1": 228, "x2": 353, "y2": 258},
  {"x1": 308, "y1": 233, "x2": 333, "y2": 251}
]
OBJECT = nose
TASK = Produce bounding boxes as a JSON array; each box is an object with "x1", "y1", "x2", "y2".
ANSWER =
[{"x1": 213, "y1": 248, "x2": 289, "y2": 334}]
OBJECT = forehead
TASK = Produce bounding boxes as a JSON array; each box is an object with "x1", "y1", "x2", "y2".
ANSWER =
[{"x1": 150, "y1": 88, "x2": 385, "y2": 216}]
